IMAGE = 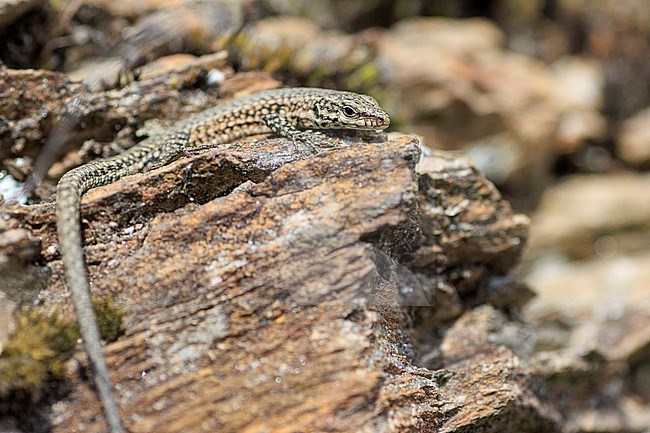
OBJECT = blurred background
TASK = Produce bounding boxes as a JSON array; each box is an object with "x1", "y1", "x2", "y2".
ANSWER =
[{"x1": 1, "y1": 0, "x2": 649, "y2": 430}]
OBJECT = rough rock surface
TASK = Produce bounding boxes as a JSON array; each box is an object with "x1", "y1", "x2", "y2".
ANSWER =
[
  {"x1": 0, "y1": 57, "x2": 281, "y2": 197},
  {"x1": 0, "y1": 52, "x2": 242, "y2": 160},
  {"x1": 5, "y1": 123, "x2": 537, "y2": 432}
]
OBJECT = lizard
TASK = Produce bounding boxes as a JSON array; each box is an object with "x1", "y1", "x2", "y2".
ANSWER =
[{"x1": 55, "y1": 87, "x2": 391, "y2": 433}]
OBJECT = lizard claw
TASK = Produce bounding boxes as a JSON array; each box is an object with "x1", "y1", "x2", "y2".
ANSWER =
[{"x1": 291, "y1": 138, "x2": 320, "y2": 156}]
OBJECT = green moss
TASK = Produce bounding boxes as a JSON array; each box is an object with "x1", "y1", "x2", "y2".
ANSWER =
[
  {"x1": 0, "y1": 310, "x2": 79, "y2": 399},
  {"x1": 92, "y1": 297, "x2": 126, "y2": 343},
  {"x1": 0, "y1": 297, "x2": 125, "y2": 400}
]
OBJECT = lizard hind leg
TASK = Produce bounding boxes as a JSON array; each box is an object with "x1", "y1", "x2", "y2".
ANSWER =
[{"x1": 139, "y1": 130, "x2": 191, "y2": 172}]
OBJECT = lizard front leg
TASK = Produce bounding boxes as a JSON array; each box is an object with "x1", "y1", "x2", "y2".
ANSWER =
[{"x1": 262, "y1": 114, "x2": 321, "y2": 156}]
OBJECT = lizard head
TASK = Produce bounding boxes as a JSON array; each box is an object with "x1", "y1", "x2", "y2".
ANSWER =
[{"x1": 302, "y1": 90, "x2": 391, "y2": 131}]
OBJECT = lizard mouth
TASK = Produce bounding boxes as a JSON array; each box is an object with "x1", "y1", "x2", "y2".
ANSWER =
[{"x1": 362, "y1": 114, "x2": 390, "y2": 130}]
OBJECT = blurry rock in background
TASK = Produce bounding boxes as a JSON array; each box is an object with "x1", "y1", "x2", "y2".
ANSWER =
[
  {"x1": 231, "y1": 15, "x2": 383, "y2": 92},
  {"x1": 523, "y1": 173, "x2": 650, "y2": 350},
  {"x1": 377, "y1": 17, "x2": 607, "y2": 208},
  {"x1": 618, "y1": 107, "x2": 650, "y2": 168}
]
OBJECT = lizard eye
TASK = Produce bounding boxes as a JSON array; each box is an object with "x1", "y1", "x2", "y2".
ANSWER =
[{"x1": 342, "y1": 106, "x2": 357, "y2": 117}]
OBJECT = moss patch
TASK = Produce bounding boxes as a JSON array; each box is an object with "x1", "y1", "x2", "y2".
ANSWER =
[
  {"x1": 93, "y1": 297, "x2": 126, "y2": 343},
  {"x1": 0, "y1": 310, "x2": 78, "y2": 400},
  {"x1": 0, "y1": 297, "x2": 125, "y2": 401}
]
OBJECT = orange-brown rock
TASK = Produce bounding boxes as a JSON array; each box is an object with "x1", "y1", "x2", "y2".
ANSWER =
[{"x1": 3, "y1": 127, "x2": 539, "y2": 432}]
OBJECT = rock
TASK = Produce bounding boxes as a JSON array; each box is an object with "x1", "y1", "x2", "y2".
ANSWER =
[
  {"x1": 408, "y1": 149, "x2": 532, "y2": 312},
  {"x1": 550, "y1": 57, "x2": 604, "y2": 111},
  {"x1": 81, "y1": 0, "x2": 187, "y2": 19},
  {"x1": 523, "y1": 172, "x2": 650, "y2": 362},
  {"x1": 618, "y1": 107, "x2": 650, "y2": 168},
  {"x1": 550, "y1": 57, "x2": 608, "y2": 152},
  {"x1": 554, "y1": 0, "x2": 650, "y2": 119},
  {"x1": 494, "y1": 0, "x2": 650, "y2": 121},
  {"x1": 11, "y1": 132, "x2": 433, "y2": 432},
  {"x1": 438, "y1": 303, "x2": 649, "y2": 433},
  {"x1": 437, "y1": 306, "x2": 560, "y2": 432},
  {"x1": 521, "y1": 171, "x2": 650, "y2": 432},
  {"x1": 525, "y1": 173, "x2": 650, "y2": 260},
  {"x1": 525, "y1": 251, "x2": 650, "y2": 319},
  {"x1": 0, "y1": 222, "x2": 48, "y2": 355},
  {"x1": 40, "y1": 134, "x2": 443, "y2": 433},
  {"x1": 528, "y1": 345, "x2": 647, "y2": 433},
  {"x1": 0, "y1": 65, "x2": 78, "y2": 160},
  {"x1": 0, "y1": 62, "x2": 281, "y2": 200},
  {"x1": 524, "y1": 250, "x2": 650, "y2": 366},
  {"x1": 4, "y1": 96, "x2": 538, "y2": 431},
  {"x1": 66, "y1": 0, "x2": 244, "y2": 90},
  {"x1": 555, "y1": 109, "x2": 608, "y2": 153},
  {"x1": 233, "y1": 15, "x2": 381, "y2": 92}
]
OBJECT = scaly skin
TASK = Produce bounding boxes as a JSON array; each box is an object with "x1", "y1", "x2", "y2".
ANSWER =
[{"x1": 55, "y1": 87, "x2": 390, "y2": 433}]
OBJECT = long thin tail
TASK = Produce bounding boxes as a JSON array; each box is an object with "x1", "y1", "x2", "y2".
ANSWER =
[{"x1": 56, "y1": 170, "x2": 125, "y2": 433}]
